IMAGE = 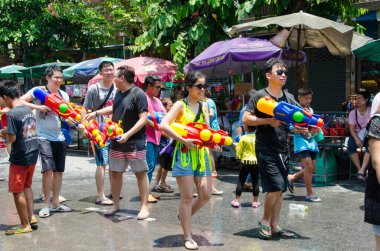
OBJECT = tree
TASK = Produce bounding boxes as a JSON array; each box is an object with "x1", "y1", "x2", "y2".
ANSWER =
[
  {"x1": 130, "y1": 0, "x2": 365, "y2": 79},
  {"x1": 0, "y1": 0, "x2": 143, "y2": 65}
]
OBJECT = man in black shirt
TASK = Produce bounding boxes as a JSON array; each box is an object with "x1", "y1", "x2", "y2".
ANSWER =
[
  {"x1": 84, "y1": 65, "x2": 150, "y2": 220},
  {"x1": 243, "y1": 58, "x2": 306, "y2": 239}
]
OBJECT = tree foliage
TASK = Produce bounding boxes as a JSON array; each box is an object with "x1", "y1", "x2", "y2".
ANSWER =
[{"x1": 0, "y1": 0, "x2": 143, "y2": 65}]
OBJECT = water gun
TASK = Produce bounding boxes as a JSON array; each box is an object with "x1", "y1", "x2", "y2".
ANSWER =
[
  {"x1": 148, "y1": 112, "x2": 166, "y2": 130},
  {"x1": 257, "y1": 96, "x2": 324, "y2": 128},
  {"x1": 33, "y1": 87, "x2": 82, "y2": 122},
  {"x1": 99, "y1": 120, "x2": 124, "y2": 140},
  {"x1": 84, "y1": 120, "x2": 107, "y2": 147},
  {"x1": 170, "y1": 122, "x2": 233, "y2": 150}
]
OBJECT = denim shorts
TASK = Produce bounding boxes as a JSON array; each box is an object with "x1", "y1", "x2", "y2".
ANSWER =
[
  {"x1": 347, "y1": 137, "x2": 369, "y2": 154},
  {"x1": 94, "y1": 144, "x2": 110, "y2": 166},
  {"x1": 172, "y1": 147, "x2": 211, "y2": 177},
  {"x1": 373, "y1": 224, "x2": 380, "y2": 236}
]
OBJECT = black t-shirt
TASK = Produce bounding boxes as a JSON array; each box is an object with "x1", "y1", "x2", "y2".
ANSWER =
[
  {"x1": 246, "y1": 88, "x2": 296, "y2": 153},
  {"x1": 7, "y1": 105, "x2": 39, "y2": 165},
  {"x1": 111, "y1": 86, "x2": 148, "y2": 151}
]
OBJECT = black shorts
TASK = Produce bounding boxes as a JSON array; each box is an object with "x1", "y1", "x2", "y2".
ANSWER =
[
  {"x1": 298, "y1": 150, "x2": 317, "y2": 160},
  {"x1": 39, "y1": 139, "x2": 67, "y2": 173},
  {"x1": 158, "y1": 153, "x2": 173, "y2": 171},
  {"x1": 256, "y1": 149, "x2": 289, "y2": 193}
]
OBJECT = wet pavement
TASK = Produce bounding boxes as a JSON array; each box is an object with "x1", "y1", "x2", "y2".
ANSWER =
[{"x1": 0, "y1": 151, "x2": 374, "y2": 250}]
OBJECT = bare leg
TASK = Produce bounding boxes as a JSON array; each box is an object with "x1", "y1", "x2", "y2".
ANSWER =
[
  {"x1": 301, "y1": 157, "x2": 315, "y2": 196},
  {"x1": 349, "y1": 153, "x2": 361, "y2": 172},
  {"x1": 95, "y1": 165, "x2": 106, "y2": 199},
  {"x1": 358, "y1": 152, "x2": 371, "y2": 175},
  {"x1": 192, "y1": 176, "x2": 212, "y2": 215},
  {"x1": 261, "y1": 191, "x2": 282, "y2": 235},
  {"x1": 42, "y1": 170, "x2": 53, "y2": 208},
  {"x1": 135, "y1": 171, "x2": 149, "y2": 214},
  {"x1": 52, "y1": 172, "x2": 63, "y2": 208},
  {"x1": 24, "y1": 188, "x2": 34, "y2": 221},
  {"x1": 13, "y1": 192, "x2": 30, "y2": 228},
  {"x1": 176, "y1": 176, "x2": 195, "y2": 240},
  {"x1": 375, "y1": 235, "x2": 380, "y2": 251},
  {"x1": 159, "y1": 169, "x2": 169, "y2": 187},
  {"x1": 154, "y1": 166, "x2": 163, "y2": 188},
  {"x1": 109, "y1": 171, "x2": 123, "y2": 210},
  {"x1": 270, "y1": 193, "x2": 283, "y2": 232}
]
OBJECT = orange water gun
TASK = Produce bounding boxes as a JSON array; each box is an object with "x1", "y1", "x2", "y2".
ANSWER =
[
  {"x1": 84, "y1": 120, "x2": 107, "y2": 147},
  {"x1": 100, "y1": 120, "x2": 124, "y2": 140},
  {"x1": 170, "y1": 122, "x2": 233, "y2": 150},
  {"x1": 33, "y1": 87, "x2": 82, "y2": 122}
]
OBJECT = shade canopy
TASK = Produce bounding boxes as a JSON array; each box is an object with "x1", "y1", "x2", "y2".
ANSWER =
[
  {"x1": 353, "y1": 40, "x2": 380, "y2": 63},
  {"x1": 88, "y1": 56, "x2": 177, "y2": 87},
  {"x1": 62, "y1": 57, "x2": 123, "y2": 79},
  {"x1": 0, "y1": 64, "x2": 27, "y2": 78},
  {"x1": 227, "y1": 11, "x2": 354, "y2": 57},
  {"x1": 184, "y1": 37, "x2": 306, "y2": 78},
  {"x1": 20, "y1": 61, "x2": 74, "y2": 78}
]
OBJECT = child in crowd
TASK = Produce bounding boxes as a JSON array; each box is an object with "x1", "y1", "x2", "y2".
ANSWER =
[
  {"x1": 231, "y1": 125, "x2": 260, "y2": 208},
  {"x1": 0, "y1": 80, "x2": 39, "y2": 235},
  {"x1": 287, "y1": 87, "x2": 321, "y2": 202},
  {"x1": 153, "y1": 97, "x2": 174, "y2": 193}
]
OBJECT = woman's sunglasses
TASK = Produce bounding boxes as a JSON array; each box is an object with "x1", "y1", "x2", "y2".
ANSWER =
[{"x1": 193, "y1": 84, "x2": 207, "y2": 90}]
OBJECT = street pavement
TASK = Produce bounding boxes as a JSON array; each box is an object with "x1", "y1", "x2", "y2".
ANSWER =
[{"x1": 0, "y1": 151, "x2": 374, "y2": 250}]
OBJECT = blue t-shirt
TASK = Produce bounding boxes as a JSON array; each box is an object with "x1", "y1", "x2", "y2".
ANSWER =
[
  {"x1": 293, "y1": 107, "x2": 319, "y2": 154},
  {"x1": 206, "y1": 98, "x2": 220, "y2": 130}
]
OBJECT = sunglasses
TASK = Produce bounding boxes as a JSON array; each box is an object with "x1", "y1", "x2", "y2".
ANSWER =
[
  {"x1": 193, "y1": 84, "x2": 207, "y2": 90},
  {"x1": 274, "y1": 69, "x2": 288, "y2": 76}
]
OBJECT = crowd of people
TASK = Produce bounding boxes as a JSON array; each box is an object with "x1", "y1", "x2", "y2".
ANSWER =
[{"x1": 0, "y1": 57, "x2": 379, "y2": 250}]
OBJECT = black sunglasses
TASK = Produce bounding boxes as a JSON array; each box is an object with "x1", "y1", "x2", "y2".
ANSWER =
[
  {"x1": 274, "y1": 69, "x2": 288, "y2": 76},
  {"x1": 194, "y1": 84, "x2": 207, "y2": 90}
]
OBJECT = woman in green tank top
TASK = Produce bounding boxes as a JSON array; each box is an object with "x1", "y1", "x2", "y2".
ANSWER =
[{"x1": 160, "y1": 71, "x2": 212, "y2": 250}]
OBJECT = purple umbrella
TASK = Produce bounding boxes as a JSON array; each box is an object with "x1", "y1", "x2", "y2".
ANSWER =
[{"x1": 184, "y1": 37, "x2": 306, "y2": 78}]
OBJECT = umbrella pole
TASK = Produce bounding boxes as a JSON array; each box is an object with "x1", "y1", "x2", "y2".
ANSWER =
[{"x1": 295, "y1": 25, "x2": 302, "y2": 89}]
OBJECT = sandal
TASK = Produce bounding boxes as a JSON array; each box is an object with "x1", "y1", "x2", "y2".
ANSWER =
[
  {"x1": 357, "y1": 173, "x2": 366, "y2": 181},
  {"x1": 39, "y1": 207, "x2": 50, "y2": 218},
  {"x1": 5, "y1": 226, "x2": 33, "y2": 235},
  {"x1": 230, "y1": 200, "x2": 240, "y2": 208},
  {"x1": 184, "y1": 238, "x2": 198, "y2": 250},
  {"x1": 305, "y1": 196, "x2": 322, "y2": 202},
  {"x1": 252, "y1": 201, "x2": 261, "y2": 208},
  {"x1": 156, "y1": 185, "x2": 174, "y2": 193},
  {"x1": 258, "y1": 222, "x2": 271, "y2": 240},
  {"x1": 51, "y1": 204, "x2": 72, "y2": 212},
  {"x1": 287, "y1": 178, "x2": 295, "y2": 194},
  {"x1": 137, "y1": 210, "x2": 150, "y2": 220},
  {"x1": 30, "y1": 216, "x2": 38, "y2": 225},
  {"x1": 95, "y1": 198, "x2": 114, "y2": 205},
  {"x1": 271, "y1": 229, "x2": 296, "y2": 238},
  {"x1": 104, "y1": 208, "x2": 119, "y2": 216}
]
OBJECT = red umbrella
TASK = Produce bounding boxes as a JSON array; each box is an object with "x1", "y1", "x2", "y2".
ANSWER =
[{"x1": 88, "y1": 56, "x2": 177, "y2": 87}]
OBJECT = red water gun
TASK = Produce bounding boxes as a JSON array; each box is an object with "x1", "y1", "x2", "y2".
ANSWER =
[
  {"x1": 100, "y1": 120, "x2": 124, "y2": 140},
  {"x1": 84, "y1": 120, "x2": 107, "y2": 147},
  {"x1": 170, "y1": 122, "x2": 233, "y2": 150},
  {"x1": 33, "y1": 87, "x2": 82, "y2": 122}
]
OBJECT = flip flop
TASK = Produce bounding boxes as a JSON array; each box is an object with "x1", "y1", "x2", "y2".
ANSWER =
[
  {"x1": 357, "y1": 173, "x2": 366, "y2": 181},
  {"x1": 271, "y1": 229, "x2": 296, "y2": 238},
  {"x1": 305, "y1": 196, "x2": 322, "y2": 202},
  {"x1": 258, "y1": 222, "x2": 271, "y2": 240},
  {"x1": 51, "y1": 204, "x2": 72, "y2": 212},
  {"x1": 184, "y1": 238, "x2": 198, "y2": 250},
  {"x1": 95, "y1": 198, "x2": 114, "y2": 205},
  {"x1": 30, "y1": 216, "x2": 38, "y2": 225},
  {"x1": 39, "y1": 207, "x2": 50, "y2": 218},
  {"x1": 5, "y1": 226, "x2": 33, "y2": 235},
  {"x1": 137, "y1": 210, "x2": 150, "y2": 220},
  {"x1": 287, "y1": 178, "x2": 295, "y2": 194},
  {"x1": 103, "y1": 208, "x2": 119, "y2": 216}
]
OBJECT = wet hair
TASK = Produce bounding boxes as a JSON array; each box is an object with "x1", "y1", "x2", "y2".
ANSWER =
[
  {"x1": 298, "y1": 87, "x2": 313, "y2": 97},
  {"x1": 357, "y1": 91, "x2": 371, "y2": 106},
  {"x1": 116, "y1": 65, "x2": 135, "y2": 84},
  {"x1": 98, "y1": 61, "x2": 114, "y2": 72},
  {"x1": 45, "y1": 65, "x2": 62, "y2": 77},
  {"x1": 263, "y1": 58, "x2": 287, "y2": 74},
  {"x1": 0, "y1": 80, "x2": 19, "y2": 99},
  {"x1": 183, "y1": 71, "x2": 205, "y2": 97},
  {"x1": 143, "y1": 75, "x2": 161, "y2": 90}
]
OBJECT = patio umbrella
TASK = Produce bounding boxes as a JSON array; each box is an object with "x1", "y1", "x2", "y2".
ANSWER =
[
  {"x1": 20, "y1": 61, "x2": 74, "y2": 78},
  {"x1": 353, "y1": 40, "x2": 380, "y2": 63},
  {"x1": 227, "y1": 11, "x2": 354, "y2": 57},
  {"x1": 88, "y1": 56, "x2": 177, "y2": 87},
  {"x1": 183, "y1": 37, "x2": 306, "y2": 78},
  {"x1": 0, "y1": 64, "x2": 27, "y2": 79},
  {"x1": 62, "y1": 57, "x2": 124, "y2": 79}
]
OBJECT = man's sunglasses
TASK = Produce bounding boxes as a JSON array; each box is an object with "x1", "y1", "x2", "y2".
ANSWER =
[
  {"x1": 274, "y1": 69, "x2": 288, "y2": 76},
  {"x1": 194, "y1": 84, "x2": 207, "y2": 90}
]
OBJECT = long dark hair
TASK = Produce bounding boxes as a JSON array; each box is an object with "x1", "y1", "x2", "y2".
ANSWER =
[{"x1": 183, "y1": 71, "x2": 205, "y2": 98}]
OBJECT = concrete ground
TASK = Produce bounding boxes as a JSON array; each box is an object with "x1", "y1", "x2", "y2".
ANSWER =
[{"x1": 0, "y1": 151, "x2": 374, "y2": 251}]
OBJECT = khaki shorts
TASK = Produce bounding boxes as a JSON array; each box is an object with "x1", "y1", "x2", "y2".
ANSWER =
[{"x1": 109, "y1": 140, "x2": 148, "y2": 173}]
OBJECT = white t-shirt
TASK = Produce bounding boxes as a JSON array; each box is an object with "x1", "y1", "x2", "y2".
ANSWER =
[
  {"x1": 371, "y1": 92, "x2": 380, "y2": 117},
  {"x1": 29, "y1": 86, "x2": 70, "y2": 141}
]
